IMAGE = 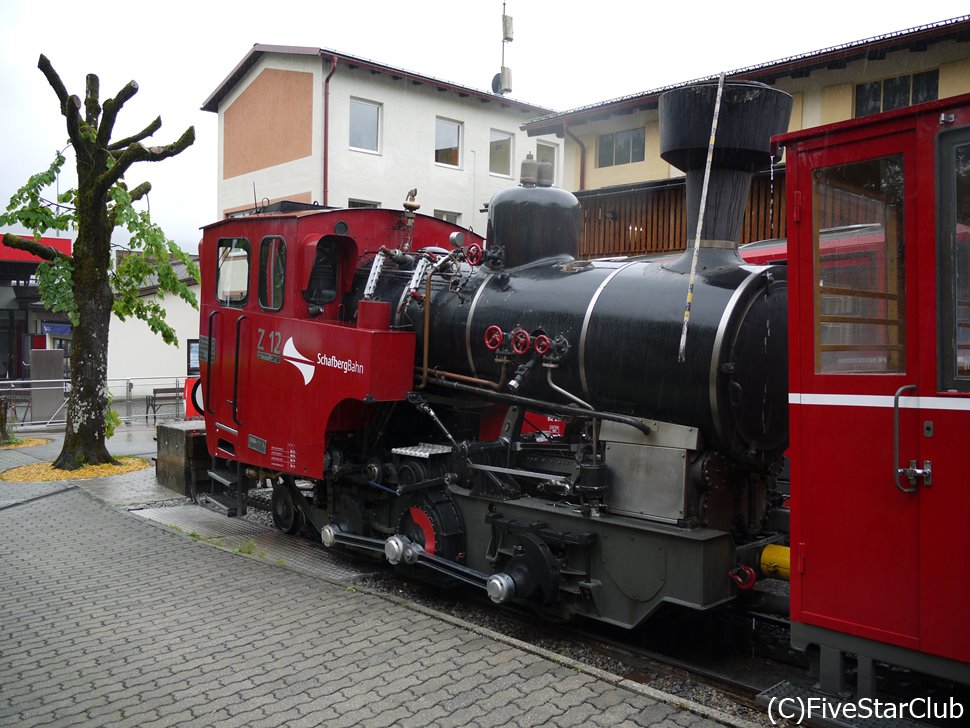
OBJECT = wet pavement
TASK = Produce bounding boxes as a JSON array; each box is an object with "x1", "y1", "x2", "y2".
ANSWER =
[{"x1": 0, "y1": 423, "x2": 756, "y2": 727}]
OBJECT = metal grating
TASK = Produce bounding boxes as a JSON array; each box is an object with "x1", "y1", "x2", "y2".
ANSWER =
[{"x1": 390, "y1": 442, "x2": 453, "y2": 458}]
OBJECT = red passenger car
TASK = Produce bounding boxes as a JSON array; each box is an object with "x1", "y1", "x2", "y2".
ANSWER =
[{"x1": 780, "y1": 93, "x2": 970, "y2": 691}]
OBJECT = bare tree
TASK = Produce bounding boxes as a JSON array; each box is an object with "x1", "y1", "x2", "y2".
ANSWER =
[{"x1": 1, "y1": 55, "x2": 196, "y2": 469}]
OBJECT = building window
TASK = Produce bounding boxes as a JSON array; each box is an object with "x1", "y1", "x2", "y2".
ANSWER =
[
  {"x1": 537, "y1": 142, "x2": 557, "y2": 180},
  {"x1": 258, "y1": 236, "x2": 286, "y2": 311},
  {"x1": 434, "y1": 210, "x2": 461, "y2": 225},
  {"x1": 597, "y1": 128, "x2": 645, "y2": 168},
  {"x1": 854, "y1": 70, "x2": 938, "y2": 118},
  {"x1": 435, "y1": 118, "x2": 461, "y2": 167},
  {"x1": 489, "y1": 130, "x2": 513, "y2": 176},
  {"x1": 216, "y1": 238, "x2": 250, "y2": 306},
  {"x1": 349, "y1": 98, "x2": 380, "y2": 152},
  {"x1": 348, "y1": 199, "x2": 380, "y2": 208}
]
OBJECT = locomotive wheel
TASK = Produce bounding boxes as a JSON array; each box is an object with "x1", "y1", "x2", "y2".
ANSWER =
[
  {"x1": 271, "y1": 476, "x2": 305, "y2": 534},
  {"x1": 395, "y1": 487, "x2": 464, "y2": 561}
]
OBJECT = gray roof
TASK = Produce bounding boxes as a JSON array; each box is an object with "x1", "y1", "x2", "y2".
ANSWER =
[
  {"x1": 202, "y1": 44, "x2": 552, "y2": 116},
  {"x1": 523, "y1": 15, "x2": 970, "y2": 134}
]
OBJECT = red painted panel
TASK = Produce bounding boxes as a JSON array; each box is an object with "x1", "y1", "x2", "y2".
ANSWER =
[
  {"x1": 0, "y1": 235, "x2": 71, "y2": 261},
  {"x1": 793, "y1": 402, "x2": 920, "y2": 648}
]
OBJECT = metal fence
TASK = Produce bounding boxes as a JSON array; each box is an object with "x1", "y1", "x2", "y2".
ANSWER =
[{"x1": 1, "y1": 376, "x2": 193, "y2": 429}]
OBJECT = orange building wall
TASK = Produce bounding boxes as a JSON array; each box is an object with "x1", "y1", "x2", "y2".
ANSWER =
[{"x1": 223, "y1": 69, "x2": 314, "y2": 179}]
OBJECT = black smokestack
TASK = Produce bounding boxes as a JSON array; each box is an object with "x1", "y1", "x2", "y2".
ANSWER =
[{"x1": 659, "y1": 81, "x2": 792, "y2": 268}]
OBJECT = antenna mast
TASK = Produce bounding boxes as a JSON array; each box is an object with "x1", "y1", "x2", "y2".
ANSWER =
[{"x1": 492, "y1": 3, "x2": 513, "y2": 95}]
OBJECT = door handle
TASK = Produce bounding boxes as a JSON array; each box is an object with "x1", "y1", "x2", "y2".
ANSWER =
[{"x1": 893, "y1": 384, "x2": 931, "y2": 492}]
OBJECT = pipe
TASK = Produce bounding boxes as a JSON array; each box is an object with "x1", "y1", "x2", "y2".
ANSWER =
[
  {"x1": 427, "y1": 376, "x2": 651, "y2": 436},
  {"x1": 419, "y1": 272, "x2": 432, "y2": 388},
  {"x1": 415, "y1": 364, "x2": 508, "y2": 391},
  {"x1": 563, "y1": 119, "x2": 586, "y2": 191},
  {"x1": 546, "y1": 367, "x2": 592, "y2": 410},
  {"x1": 322, "y1": 55, "x2": 338, "y2": 206}
]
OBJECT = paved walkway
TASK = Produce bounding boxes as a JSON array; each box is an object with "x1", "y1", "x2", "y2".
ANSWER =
[{"x1": 0, "y1": 427, "x2": 753, "y2": 727}]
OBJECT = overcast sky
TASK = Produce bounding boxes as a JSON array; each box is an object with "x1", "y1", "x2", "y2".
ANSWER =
[{"x1": 1, "y1": 0, "x2": 968, "y2": 251}]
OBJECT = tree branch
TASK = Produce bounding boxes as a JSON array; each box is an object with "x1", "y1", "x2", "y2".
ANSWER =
[
  {"x1": 129, "y1": 182, "x2": 152, "y2": 202},
  {"x1": 107, "y1": 116, "x2": 161, "y2": 151},
  {"x1": 37, "y1": 55, "x2": 84, "y2": 148},
  {"x1": 3, "y1": 233, "x2": 71, "y2": 263},
  {"x1": 96, "y1": 126, "x2": 195, "y2": 197},
  {"x1": 97, "y1": 80, "x2": 139, "y2": 149},
  {"x1": 84, "y1": 73, "x2": 101, "y2": 126},
  {"x1": 37, "y1": 54, "x2": 69, "y2": 109}
]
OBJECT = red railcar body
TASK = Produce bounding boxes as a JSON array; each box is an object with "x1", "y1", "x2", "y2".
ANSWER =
[{"x1": 779, "y1": 93, "x2": 970, "y2": 683}]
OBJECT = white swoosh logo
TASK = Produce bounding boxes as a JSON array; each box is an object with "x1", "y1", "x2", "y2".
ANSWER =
[{"x1": 283, "y1": 337, "x2": 315, "y2": 385}]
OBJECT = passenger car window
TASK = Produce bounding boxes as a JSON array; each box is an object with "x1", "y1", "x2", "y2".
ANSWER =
[
  {"x1": 812, "y1": 156, "x2": 906, "y2": 374},
  {"x1": 939, "y1": 129, "x2": 970, "y2": 391}
]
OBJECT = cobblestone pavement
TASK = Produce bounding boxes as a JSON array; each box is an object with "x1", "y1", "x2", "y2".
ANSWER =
[{"x1": 0, "y1": 437, "x2": 750, "y2": 728}]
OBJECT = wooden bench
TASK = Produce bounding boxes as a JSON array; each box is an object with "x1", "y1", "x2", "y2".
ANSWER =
[{"x1": 146, "y1": 387, "x2": 182, "y2": 422}]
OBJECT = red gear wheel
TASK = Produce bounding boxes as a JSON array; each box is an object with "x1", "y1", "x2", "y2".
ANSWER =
[{"x1": 533, "y1": 334, "x2": 552, "y2": 356}]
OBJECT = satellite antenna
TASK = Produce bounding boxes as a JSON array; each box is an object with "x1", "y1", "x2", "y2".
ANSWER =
[{"x1": 491, "y1": 2, "x2": 513, "y2": 95}]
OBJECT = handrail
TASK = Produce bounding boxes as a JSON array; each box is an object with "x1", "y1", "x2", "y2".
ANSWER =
[
  {"x1": 205, "y1": 309, "x2": 219, "y2": 414},
  {"x1": 232, "y1": 315, "x2": 247, "y2": 426},
  {"x1": 893, "y1": 384, "x2": 918, "y2": 494}
]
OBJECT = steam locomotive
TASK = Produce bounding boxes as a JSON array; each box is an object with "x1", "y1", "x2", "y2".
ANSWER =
[{"x1": 197, "y1": 80, "x2": 793, "y2": 630}]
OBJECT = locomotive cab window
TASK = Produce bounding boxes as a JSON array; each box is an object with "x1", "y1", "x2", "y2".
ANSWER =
[
  {"x1": 812, "y1": 155, "x2": 906, "y2": 373},
  {"x1": 938, "y1": 127, "x2": 970, "y2": 391},
  {"x1": 258, "y1": 236, "x2": 286, "y2": 311},
  {"x1": 304, "y1": 237, "x2": 339, "y2": 305},
  {"x1": 215, "y1": 238, "x2": 250, "y2": 306}
]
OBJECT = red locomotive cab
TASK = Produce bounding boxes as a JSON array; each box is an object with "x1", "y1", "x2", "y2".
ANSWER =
[
  {"x1": 198, "y1": 211, "x2": 422, "y2": 482},
  {"x1": 781, "y1": 93, "x2": 970, "y2": 690}
]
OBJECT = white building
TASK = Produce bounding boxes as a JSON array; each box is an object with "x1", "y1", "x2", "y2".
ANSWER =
[{"x1": 202, "y1": 44, "x2": 557, "y2": 235}]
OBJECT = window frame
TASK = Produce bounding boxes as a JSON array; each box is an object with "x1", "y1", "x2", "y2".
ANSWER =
[
  {"x1": 810, "y1": 155, "x2": 907, "y2": 375},
  {"x1": 215, "y1": 237, "x2": 251, "y2": 307},
  {"x1": 258, "y1": 236, "x2": 286, "y2": 312},
  {"x1": 854, "y1": 70, "x2": 939, "y2": 118},
  {"x1": 937, "y1": 126, "x2": 970, "y2": 391},
  {"x1": 536, "y1": 141, "x2": 558, "y2": 180},
  {"x1": 597, "y1": 128, "x2": 645, "y2": 168},
  {"x1": 433, "y1": 209, "x2": 461, "y2": 225},
  {"x1": 489, "y1": 129, "x2": 514, "y2": 177},
  {"x1": 435, "y1": 117, "x2": 462, "y2": 168},
  {"x1": 349, "y1": 97, "x2": 381, "y2": 153}
]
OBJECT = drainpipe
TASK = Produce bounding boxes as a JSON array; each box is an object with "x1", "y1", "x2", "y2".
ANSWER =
[
  {"x1": 563, "y1": 119, "x2": 586, "y2": 191},
  {"x1": 322, "y1": 55, "x2": 338, "y2": 206}
]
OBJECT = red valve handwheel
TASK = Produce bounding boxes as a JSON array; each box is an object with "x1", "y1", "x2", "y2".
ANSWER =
[
  {"x1": 484, "y1": 325, "x2": 504, "y2": 351},
  {"x1": 511, "y1": 328, "x2": 531, "y2": 355},
  {"x1": 465, "y1": 244, "x2": 483, "y2": 266},
  {"x1": 534, "y1": 335, "x2": 552, "y2": 356}
]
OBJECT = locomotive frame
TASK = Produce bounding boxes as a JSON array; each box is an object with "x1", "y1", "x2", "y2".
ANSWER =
[{"x1": 196, "y1": 82, "x2": 970, "y2": 696}]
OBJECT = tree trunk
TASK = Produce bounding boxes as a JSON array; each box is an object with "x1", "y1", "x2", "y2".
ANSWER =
[
  {"x1": 52, "y1": 188, "x2": 117, "y2": 469},
  {"x1": 0, "y1": 397, "x2": 9, "y2": 442}
]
